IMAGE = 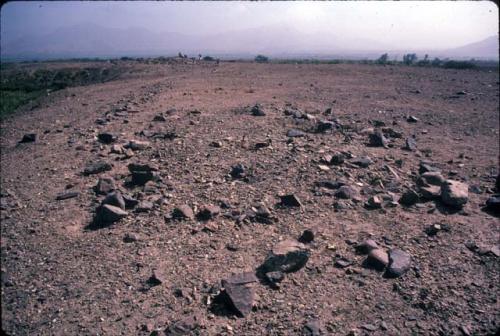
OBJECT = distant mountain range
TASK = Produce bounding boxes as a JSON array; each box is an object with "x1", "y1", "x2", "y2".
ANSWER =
[{"x1": 1, "y1": 23, "x2": 498, "y2": 61}]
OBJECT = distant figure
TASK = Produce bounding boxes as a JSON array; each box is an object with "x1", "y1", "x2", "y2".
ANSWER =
[
  {"x1": 216, "y1": 59, "x2": 220, "y2": 65},
  {"x1": 198, "y1": 54, "x2": 202, "y2": 61},
  {"x1": 191, "y1": 57, "x2": 196, "y2": 64}
]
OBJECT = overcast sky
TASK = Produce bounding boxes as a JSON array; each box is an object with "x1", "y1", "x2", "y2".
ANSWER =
[{"x1": 1, "y1": 1, "x2": 498, "y2": 50}]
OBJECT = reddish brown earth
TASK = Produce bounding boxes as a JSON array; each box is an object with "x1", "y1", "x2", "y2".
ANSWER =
[{"x1": 1, "y1": 61, "x2": 499, "y2": 335}]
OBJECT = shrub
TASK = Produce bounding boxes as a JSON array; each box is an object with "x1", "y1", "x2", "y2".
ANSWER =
[
  {"x1": 255, "y1": 55, "x2": 269, "y2": 63},
  {"x1": 377, "y1": 53, "x2": 389, "y2": 65},
  {"x1": 403, "y1": 53, "x2": 418, "y2": 65},
  {"x1": 442, "y1": 60, "x2": 476, "y2": 69}
]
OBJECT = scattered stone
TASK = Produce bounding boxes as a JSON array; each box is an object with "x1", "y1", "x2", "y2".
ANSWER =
[
  {"x1": 96, "y1": 204, "x2": 127, "y2": 224},
  {"x1": 230, "y1": 164, "x2": 247, "y2": 179},
  {"x1": 368, "y1": 129, "x2": 388, "y2": 147},
  {"x1": 197, "y1": 205, "x2": 221, "y2": 220},
  {"x1": 425, "y1": 224, "x2": 445, "y2": 236},
  {"x1": 399, "y1": 189, "x2": 419, "y2": 206},
  {"x1": 365, "y1": 249, "x2": 389, "y2": 270},
  {"x1": 122, "y1": 194, "x2": 139, "y2": 209},
  {"x1": 366, "y1": 195, "x2": 383, "y2": 209},
  {"x1": 315, "y1": 180, "x2": 345, "y2": 190},
  {"x1": 251, "y1": 104, "x2": 265, "y2": 116},
  {"x1": 419, "y1": 161, "x2": 440, "y2": 174},
  {"x1": 335, "y1": 257, "x2": 352, "y2": 268},
  {"x1": 220, "y1": 272, "x2": 258, "y2": 317},
  {"x1": 152, "y1": 114, "x2": 166, "y2": 122},
  {"x1": 264, "y1": 271, "x2": 285, "y2": 289},
  {"x1": 403, "y1": 137, "x2": 417, "y2": 151},
  {"x1": 362, "y1": 324, "x2": 378, "y2": 332},
  {"x1": 298, "y1": 229, "x2": 314, "y2": 243},
  {"x1": 136, "y1": 201, "x2": 154, "y2": 213},
  {"x1": 407, "y1": 116, "x2": 419, "y2": 123},
  {"x1": 485, "y1": 195, "x2": 500, "y2": 214},
  {"x1": 356, "y1": 239, "x2": 379, "y2": 254},
  {"x1": 94, "y1": 177, "x2": 116, "y2": 195},
  {"x1": 128, "y1": 163, "x2": 157, "y2": 185},
  {"x1": 172, "y1": 205, "x2": 195, "y2": 220},
  {"x1": 418, "y1": 171, "x2": 445, "y2": 186},
  {"x1": 386, "y1": 249, "x2": 411, "y2": 278},
  {"x1": 123, "y1": 233, "x2": 139, "y2": 243},
  {"x1": 110, "y1": 144, "x2": 124, "y2": 154},
  {"x1": 441, "y1": 180, "x2": 469, "y2": 208},
  {"x1": 102, "y1": 191, "x2": 126, "y2": 210},
  {"x1": 260, "y1": 240, "x2": 310, "y2": 273},
  {"x1": 420, "y1": 185, "x2": 441, "y2": 199},
  {"x1": 335, "y1": 185, "x2": 361, "y2": 201},
  {"x1": 316, "y1": 120, "x2": 335, "y2": 133},
  {"x1": 97, "y1": 132, "x2": 116, "y2": 144},
  {"x1": 55, "y1": 191, "x2": 79, "y2": 200},
  {"x1": 329, "y1": 152, "x2": 345, "y2": 165},
  {"x1": 303, "y1": 320, "x2": 322, "y2": 336},
  {"x1": 280, "y1": 194, "x2": 303, "y2": 207},
  {"x1": 287, "y1": 129, "x2": 306, "y2": 137},
  {"x1": 149, "y1": 266, "x2": 167, "y2": 286},
  {"x1": 19, "y1": 133, "x2": 37, "y2": 143},
  {"x1": 351, "y1": 156, "x2": 373, "y2": 168},
  {"x1": 83, "y1": 161, "x2": 112, "y2": 175},
  {"x1": 127, "y1": 140, "x2": 150, "y2": 151},
  {"x1": 318, "y1": 164, "x2": 330, "y2": 171},
  {"x1": 210, "y1": 141, "x2": 223, "y2": 148}
]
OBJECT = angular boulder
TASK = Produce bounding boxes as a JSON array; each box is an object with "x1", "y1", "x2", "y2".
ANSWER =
[
  {"x1": 386, "y1": 249, "x2": 411, "y2": 278},
  {"x1": 260, "y1": 240, "x2": 310, "y2": 273},
  {"x1": 441, "y1": 180, "x2": 469, "y2": 208}
]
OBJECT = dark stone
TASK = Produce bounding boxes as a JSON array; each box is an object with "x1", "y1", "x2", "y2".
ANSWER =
[
  {"x1": 407, "y1": 116, "x2": 419, "y2": 123},
  {"x1": 351, "y1": 156, "x2": 373, "y2": 168},
  {"x1": 330, "y1": 152, "x2": 345, "y2": 165},
  {"x1": 94, "y1": 177, "x2": 116, "y2": 195},
  {"x1": 334, "y1": 257, "x2": 352, "y2": 268},
  {"x1": 485, "y1": 195, "x2": 500, "y2": 214},
  {"x1": 97, "y1": 132, "x2": 116, "y2": 144},
  {"x1": 399, "y1": 189, "x2": 419, "y2": 206},
  {"x1": 386, "y1": 249, "x2": 411, "y2": 278},
  {"x1": 298, "y1": 229, "x2": 314, "y2": 243},
  {"x1": 287, "y1": 129, "x2": 306, "y2": 137},
  {"x1": 102, "y1": 191, "x2": 126, "y2": 210},
  {"x1": 365, "y1": 249, "x2": 389, "y2": 271},
  {"x1": 96, "y1": 204, "x2": 127, "y2": 223},
  {"x1": 303, "y1": 320, "x2": 322, "y2": 336},
  {"x1": 152, "y1": 114, "x2": 166, "y2": 122},
  {"x1": 172, "y1": 205, "x2": 195, "y2": 220},
  {"x1": 220, "y1": 272, "x2": 258, "y2": 317},
  {"x1": 316, "y1": 120, "x2": 335, "y2": 133},
  {"x1": 136, "y1": 201, "x2": 154, "y2": 213},
  {"x1": 264, "y1": 271, "x2": 285, "y2": 288},
  {"x1": 280, "y1": 194, "x2": 303, "y2": 207},
  {"x1": 419, "y1": 161, "x2": 440, "y2": 174},
  {"x1": 251, "y1": 104, "x2": 265, "y2": 116},
  {"x1": 83, "y1": 161, "x2": 112, "y2": 175},
  {"x1": 335, "y1": 185, "x2": 360, "y2": 200},
  {"x1": 127, "y1": 163, "x2": 158, "y2": 172},
  {"x1": 197, "y1": 205, "x2": 221, "y2": 220},
  {"x1": 19, "y1": 133, "x2": 37, "y2": 143},
  {"x1": 356, "y1": 239, "x2": 379, "y2": 254},
  {"x1": 368, "y1": 129, "x2": 388, "y2": 147},
  {"x1": 260, "y1": 240, "x2": 310, "y2": 273},
  {"x1": 55, "y1": 191, "x2": 79, "y2": 200},
  {"x1": 315, "y1": 180, "x2": 345, "y2": 190},
  {"x1": 122, "y1": 194, "x2": 139, "y2": 209},
  {"x1": 131, "y1": 171, "x2": 154, "y2": 186},
  {"x1": 403, "y1": 137, "x2": 417, "y2": 151},
  {"x1": 230, "y1": 164, "x2": 247, "y2": 179}
]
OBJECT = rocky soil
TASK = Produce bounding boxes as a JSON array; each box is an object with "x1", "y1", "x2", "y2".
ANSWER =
[{"x1": 1, "y1": 61, "x2": 499, "y2": 335}]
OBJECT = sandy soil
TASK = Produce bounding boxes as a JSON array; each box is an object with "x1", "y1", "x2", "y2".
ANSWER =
[{"x1": 1, "y1": 61, "x2": 499, "y2": 335}]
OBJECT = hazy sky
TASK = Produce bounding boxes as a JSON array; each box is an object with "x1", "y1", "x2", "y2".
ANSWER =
[{"x1": 1, "y1": 1, "x2": 498, "y2": 49}]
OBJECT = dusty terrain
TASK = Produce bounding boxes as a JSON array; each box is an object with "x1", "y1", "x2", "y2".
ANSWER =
[{"x1": 1, "y1": 60, "x2": 499, "y2": 335}]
